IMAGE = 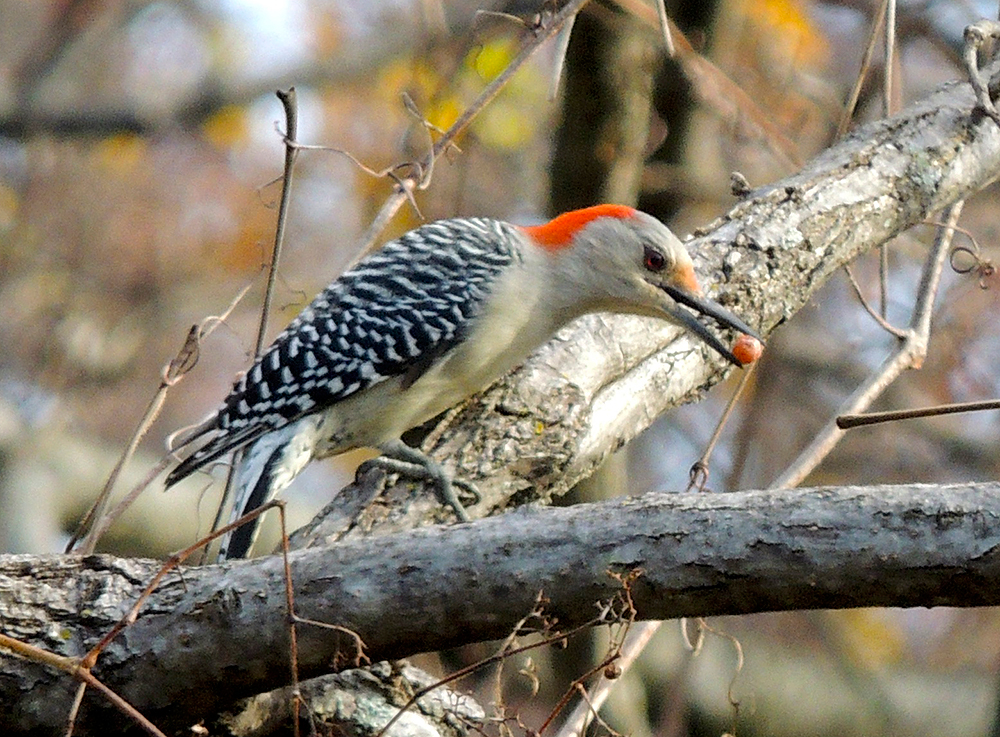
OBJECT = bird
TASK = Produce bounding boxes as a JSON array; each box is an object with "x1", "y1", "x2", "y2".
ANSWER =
[{"x1": 166, "y1": 204, "x2": 760, "y2": 559}]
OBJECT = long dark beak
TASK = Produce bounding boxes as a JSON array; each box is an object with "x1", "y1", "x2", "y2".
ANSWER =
[{"x1": 660, "y1": 284, "x2": 762, "y2": 366}]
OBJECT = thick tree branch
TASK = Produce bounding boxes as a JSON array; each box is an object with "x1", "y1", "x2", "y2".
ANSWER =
[
  {"x1": 292, "y1": 65, "x2": 1000, "y2": 545},
  {"x1": 4, "y1": 481, "x2": 1000, "y2": 732}
]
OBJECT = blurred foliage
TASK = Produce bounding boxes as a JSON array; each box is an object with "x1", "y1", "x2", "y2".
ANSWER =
[{"x1": 1, "y1": 0, "x2": 999, "y2": 735}]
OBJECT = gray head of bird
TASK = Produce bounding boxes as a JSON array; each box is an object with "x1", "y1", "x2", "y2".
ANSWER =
[{"x1": 532, "y1": 207, "x2": 761, "y2": 365}]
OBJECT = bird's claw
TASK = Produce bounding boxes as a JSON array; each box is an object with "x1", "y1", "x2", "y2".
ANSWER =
[
  {"x1": 369, "y1": 442, "x2": 479, "y2": 522},
  {"x1": 452, "y1": 478, "x2": 481, "y2": 506}
]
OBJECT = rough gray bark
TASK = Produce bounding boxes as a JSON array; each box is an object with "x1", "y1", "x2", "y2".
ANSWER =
[
  {"x1": 217, "y1": 662, "x2": 485, "y2": 737},
  {"x1": 5, "y1": 482, "x2": 1000, "y2": 733}
]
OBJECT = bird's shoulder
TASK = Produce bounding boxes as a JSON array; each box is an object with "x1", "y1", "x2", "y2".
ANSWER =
[{"x1": 215, "y1": 218, "x2": 524, "y2": 432}]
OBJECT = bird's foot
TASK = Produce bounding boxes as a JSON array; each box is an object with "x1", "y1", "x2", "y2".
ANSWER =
[{"x1": 368, "y1": 439, "x2": 480, "y2": 522}]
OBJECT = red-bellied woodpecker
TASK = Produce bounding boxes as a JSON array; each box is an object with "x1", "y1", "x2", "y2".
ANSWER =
[{"x1": 166, "y1": 205, "x2": 759, "y2": 559}]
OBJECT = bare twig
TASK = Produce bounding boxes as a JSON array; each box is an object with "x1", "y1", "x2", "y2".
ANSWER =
[
  {"x1": 771, "y1": 201, "x2": 964, "y2": 489},
  {"x1": 686, "y1": 364, "x2": 758, "y2": 492},
  {"x1": 948, "y1": 226, "x2": 996, "y2": 288},
  {"x1": 207, "y1": 89, "x2": 302, "y2": 558},
  {"x1": 837, "y1": 398, "x2": 1000, "y2": 428},
  {"x1": 63, "y1": 682, "x2": 87, "y2": 737},
  {"x1": 680, "y1": 617, "x2": 705, "y2": 654},
  {"x1": 256, "y1": 87, "x2": 300, "y2": 355},
  {"x1": 552, "y1": 620, "x2": 661, "y2": 737},
  {"x1": 611, "y1": 0, "x2": 800, "y2": 169},
  {"x1": 878, "y1": 0, "x2": 897, "y2": 317},
  {"x1": 883, "y1": 0, "x2": 896, "y2": 117},
  {"x1": 83, "y1": 499, "x2": 287, "y2": 665},
  {"x1": 569, "y1": 682, "x2": 622, "y2": 737},
  {"x1": 66, "y1": 393, "x2": 170, "y2": 554},
  {"x1": 74, "y1": 671, "x2": 168, "y2": 737},
  {"x1": 964, "y1": 20, "x2": 1000, "y2": 127},
  {"x1": 83, "y1": 457, "x2": 172, "y2": 550},
  {"x1": 276, "y1": 502, "x2": 303, "y2": 737},
  {"x1": 843, "y1": 264, "x2": 907, "y2": 338},
  {"x1": 373, "y1": 601, "x2": 614, "y2": 737},
  {"x1": 653, "y1": 0, "x2": 674, "y2": 56},
  {"x1": 836, "y1": 0, "x2": 890, "y2": 138},
  {"x1": 537, "y1": 650, "x2": 624, "y2": 737},
  {"x1": 535, "y1": 576, "x2": 639, "y2": 737},
  {"x1": 0, "y1": 632, "x2": 168, "y2": 737},
  {"x1": 68, "y1": 284, "x2": 252, "y2": 554},
  {"x1": 490, "y1": 593, "x2": 554, "y2": 714},
  {"x1": 878, "y1": 242, "x2": 890, "y2": 318},
  {"x1": 549, "y1": 15, "x2": 576, "y2": 101},
  {"x1": 283, "y1": 129, "x2": 449, "y2": 217},
  {"x1": 697, "y1": 620, "x2": 745, "y2": 726}
]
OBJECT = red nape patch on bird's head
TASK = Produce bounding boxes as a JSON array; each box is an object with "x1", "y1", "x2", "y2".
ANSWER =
[{"x1": 520, "y1": 205, "x2": 638, "y2": 250}]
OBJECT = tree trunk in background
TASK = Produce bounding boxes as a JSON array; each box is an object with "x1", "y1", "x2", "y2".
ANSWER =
[{"x1": 640, "y1": 1, "x2": 721, "y2": 219}]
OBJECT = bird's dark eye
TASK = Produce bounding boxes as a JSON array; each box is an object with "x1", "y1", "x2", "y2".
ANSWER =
[{"x1": 643, "y1": 245, "x2": 667, "y2": 272}]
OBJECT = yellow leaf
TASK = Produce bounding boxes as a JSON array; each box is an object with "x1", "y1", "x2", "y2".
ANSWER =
[
  {"x1": 94, "y1": 133, "x2": 146, "y2": 173},
  {"x1": 472, "y1": 39, "x2": 516, "y2": 82},
  {"x1": 831, "y1": 609, "x2": 906, "y2": 667},
  {"x1": 427, "y1": 96, "x2": 461, "y2": 132},
  {"x1": 473, "y1": 100, "x2": 534, "y2": 150},
  {"x1": 0, "y1": 183, "x2": 19, "y2": 231},
  {"x1": 202, "y1": 105, "x2": 249, "y2": 149},
  {"x1": 743, "y1": 0, "x2": 828, "y2": 65}
]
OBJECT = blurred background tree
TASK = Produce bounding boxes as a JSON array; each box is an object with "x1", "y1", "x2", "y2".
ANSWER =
[{"x1": 1, "y1": 1, "x2": 999, "y2": 735}]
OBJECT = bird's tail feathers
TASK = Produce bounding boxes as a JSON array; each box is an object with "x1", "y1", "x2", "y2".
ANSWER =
[
  {"x1": 165, "y1": 423, "x2": 266, "y2": 488},
  {"x1": 215, "y1": 415, "x2": 323, "y2": 560},
  {"x1": 216, "y1": 458, "x2": 275, "y2": 560},
  {"x1": 165, "y1": 412, "x2": 218, "y2": 453}
]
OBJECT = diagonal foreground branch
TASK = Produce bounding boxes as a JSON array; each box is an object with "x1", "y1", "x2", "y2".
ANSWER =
[
  {"x1": 293, "y1": 66, "x2": 1000, "y2": 545},
  {"x1": 4, "y1": 481, "x2": 1000, "y2": 732}
]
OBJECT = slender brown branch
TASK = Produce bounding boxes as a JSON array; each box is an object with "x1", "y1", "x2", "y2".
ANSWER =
[
  {"x1": 877, "y1": 0, "x2": 897, "y2": 318},
  {"x1": 536, "y1": 576, "x2": 638, "y2": 737},
  {"x1": 837, "y1": 398, "x2": 1000, "y2": 428},
  {"x1": 0, "y1": 633, "x2": 167, "y2": 737},
  {"x1": 256, "y1": 87, "x2": 299, "y2": 356},
  {"x1": 686, "y1": 364, "x2": 757, "y2": 492},
  {"x1": 842, "y1": 263, "x2": 907, "y2": 338},
  {"x1": 278, "y1": 503, "x2": 303, "y2": 737},
  {"x1": 837, "y1": 0, "x2": 889, "y2": 138},
  {"x1": 964, "y1": 20, "x2": 1000, "y2": 127},
  {"x1": 205, "y1": 89, "x2": 301, "y2": 557},
  {"x1": 69, "y1": 283, "x2": 253, "y2": 554},
  {"x1": 75, "y1": 670, "x2": 168, "y2": 737},
  {"x1": 65, "y1": 387, "x2": 170, "y2": 554},
  {"x1": 552, "y1": 598, "x2": 657, "y2": 737},
  {"x1": 883, "y1": 0, "x2": 897, "y2": 117},
  {"x1": 84, "y1": 499, "x2": 286, "y2": 665}
]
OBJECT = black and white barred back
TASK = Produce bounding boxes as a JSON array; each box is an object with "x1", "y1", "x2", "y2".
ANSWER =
[{"x1": 166, "y1": 217, "x2": 523, "y2": 486}]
